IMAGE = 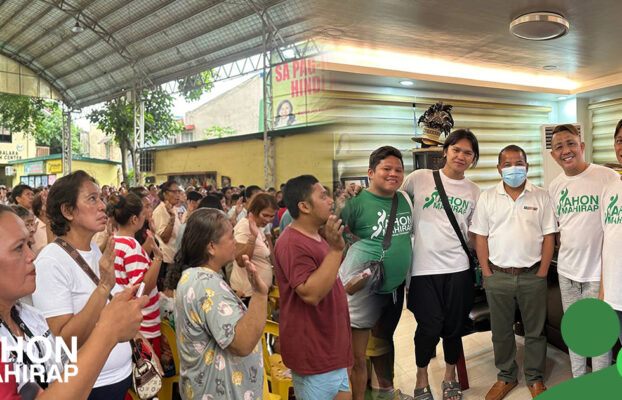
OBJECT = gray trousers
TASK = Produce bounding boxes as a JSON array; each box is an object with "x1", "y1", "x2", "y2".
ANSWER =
[
  {"x1": 558, "y1": 275, "x2": 612, "y2": 377},
  {"x1": 484, "y1": 266, "x2": 548, "y2": 385}
]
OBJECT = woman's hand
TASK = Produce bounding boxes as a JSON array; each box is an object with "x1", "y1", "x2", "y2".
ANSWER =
[
  {"x1": 144, "y1": 230, "x2": 163, "y2": 260},
  {"x1": 247, "y1": 212, "x2": 260, "y2": 238},
  {"x1": 148, "y1": 217, "x2": 156, "y2": 233},
  {"x1": 234, "y1": 198, "x2": 244, "y2": 214},
  {"x1": 242, "y1": 255, "x2": 268, "y2": 296},
  {"x1": 165, "y1": 201, "x2": 175, "y2": 217},
  {"x1": 98, "y1": 236, "x2": 117, "y2": 293},
  {"x1": 105, "y1": 218, "x2": 117, "y2": 237}
]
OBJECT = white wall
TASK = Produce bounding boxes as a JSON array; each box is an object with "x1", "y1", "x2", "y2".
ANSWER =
[{"x1": 185, "y1": 75, "x2": 262, "y2": 140}]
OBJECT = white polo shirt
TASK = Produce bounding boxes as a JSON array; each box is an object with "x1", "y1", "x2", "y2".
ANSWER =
[
  {"x1": 601, "y1": 177, "x2": 622, "y2": 311},
  {"x1": 470, "y1": 180, "x2": 557, "y2": 268}
]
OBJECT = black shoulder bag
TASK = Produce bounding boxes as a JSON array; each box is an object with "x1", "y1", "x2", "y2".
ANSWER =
[{"x1": 432, "y1": 170, "x2": 480, "y2": 279}]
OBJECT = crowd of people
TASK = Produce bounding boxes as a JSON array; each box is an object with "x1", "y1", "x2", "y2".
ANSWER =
[{"x1": 1, "y1": 120, "x2": 622, "y2": 400}]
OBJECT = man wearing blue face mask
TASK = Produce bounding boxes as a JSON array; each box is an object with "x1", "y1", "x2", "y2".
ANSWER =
[{"x1": 469, "y1": 145, "x2": 556, "y2": 400}]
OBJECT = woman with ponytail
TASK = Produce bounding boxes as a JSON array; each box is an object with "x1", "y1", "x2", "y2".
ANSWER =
[{"x1": 107, "y1": 192, "x2": 164, "y2": 357}]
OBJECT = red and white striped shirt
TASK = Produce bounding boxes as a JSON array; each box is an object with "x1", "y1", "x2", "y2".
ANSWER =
[{"x1": 113, "y1": 235, "x2": 161, "y2": 339}]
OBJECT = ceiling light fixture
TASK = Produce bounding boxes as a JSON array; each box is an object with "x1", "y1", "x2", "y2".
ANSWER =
[
  {"x1": 510, "y1": 12, "x2": 569, "y2": 41},
  {"x1": 400, "y1": 80, "x2": 414, "y2": 86},
  {"x1": 71, "y1": 20, "x2": 84, "y2": 33}
]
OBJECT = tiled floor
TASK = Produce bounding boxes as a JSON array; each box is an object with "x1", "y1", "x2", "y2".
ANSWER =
[{"x1": 389, "y1": 310, "x2": 573, "y2": 399}]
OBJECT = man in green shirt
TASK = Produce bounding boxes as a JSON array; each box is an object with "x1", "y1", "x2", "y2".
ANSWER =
[{"x1": 339, "y1": 146, "x2": 413, "y2": 400}]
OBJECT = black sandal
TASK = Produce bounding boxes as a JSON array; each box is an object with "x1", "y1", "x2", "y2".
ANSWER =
[{"x1": 414, "y1": 385, "x2": 434, "y2": 400}]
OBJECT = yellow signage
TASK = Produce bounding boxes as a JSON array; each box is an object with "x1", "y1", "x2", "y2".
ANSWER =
[
  {"x1": 46, "y1": 159, "x2": 63, "y2": 174},
  {"x1": 272, "y1": 57, "x2": 330, "y2": 128}
]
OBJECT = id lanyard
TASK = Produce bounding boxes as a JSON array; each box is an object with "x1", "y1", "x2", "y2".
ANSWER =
[{"x1": 0, "y1": 307, "x2": 49, "y2": 388}]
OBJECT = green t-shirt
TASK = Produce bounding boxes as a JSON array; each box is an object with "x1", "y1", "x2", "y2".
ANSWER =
[{"x1": 340, "y1": 189, "x2": 413, "y2": 293}]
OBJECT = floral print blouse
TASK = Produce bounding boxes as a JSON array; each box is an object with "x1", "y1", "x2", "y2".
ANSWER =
[{"x1": 175, "y1": 267, "x2": 263, "y2": 399}]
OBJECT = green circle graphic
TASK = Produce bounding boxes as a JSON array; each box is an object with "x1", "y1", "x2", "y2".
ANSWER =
[
  {"x1": 561, "y1": 298, "x2": 620, "y2": 357},
  {"x1": 618, "y1": 348, "x2": 622, "y2": 377}
]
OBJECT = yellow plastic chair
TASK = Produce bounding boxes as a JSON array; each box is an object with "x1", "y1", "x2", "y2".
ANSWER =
[
  {"x1": 261, "y1": 320, "x2": 293, "y2": 400},
  {"x1": 158, "y1": 321, "x2": 180, "y2": 400},
  {"x1": 264, "y1": 371, "x2": 281, "y2": 400},
  {"x1": 267, "y1": 286, "x2": 280, "y2": 320}
]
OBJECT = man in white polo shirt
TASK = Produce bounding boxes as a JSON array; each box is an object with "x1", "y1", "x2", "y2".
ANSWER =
[
  {"x1": 548, "y1": 123, "x2": 619, "y2": 377},
  {"x1": 470, "y1": 145, "x2": 556, "y2": 400}
]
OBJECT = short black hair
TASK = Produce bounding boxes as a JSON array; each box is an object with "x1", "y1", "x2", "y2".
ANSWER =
[
  {"x1": 198, "y1": 194, "x2": 223, "y2": 210},
  {"x1": 187, "y1": 191, "x2": 203, "y2": 202},
  {"x1": 11, "y1": 184, "x2": 33, "y2": 204},
  {"x1": 369, "y1": 146, "x2": 403, "y2": 171},
  {"x1": 615, "y1": 119, "x2": 622, "y2": 139},
  {"x1": 443, "y1": 129, "x2": 480, "y2": 168},
  {"x1": 284, "y1": 175, "x2": 318, "y2": 219},
  {"x1": 244, "y1": 185, "x2": 262, "y2": 199},
  {"x1": 498, "y1": 145, "x2": 527, "y2": 165},
  {"x1": 231, "y1": 193, "x2": 241, "y2": 202}
]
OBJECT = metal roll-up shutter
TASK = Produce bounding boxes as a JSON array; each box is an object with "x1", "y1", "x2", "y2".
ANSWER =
[
  {"x1": 590, "y1": 100, "x2": 622, "y2": 165},
  {"x1": 328, "y1": 90, "x2": 551, "y2": 190}
]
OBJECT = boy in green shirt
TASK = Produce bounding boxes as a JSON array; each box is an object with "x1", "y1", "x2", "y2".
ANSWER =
[{"x1": 339, "y1": 146, "x2": 413, "y2": 400}]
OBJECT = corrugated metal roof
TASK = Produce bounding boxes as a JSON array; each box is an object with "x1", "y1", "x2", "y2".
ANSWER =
[{"x1": 0, "y1": 0, "x2": 312, "y2": 108}]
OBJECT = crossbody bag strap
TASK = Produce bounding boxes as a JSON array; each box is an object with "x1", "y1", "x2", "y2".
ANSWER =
[
  {"x1": 432, "y1": 170, "x2": 473, "y2": 264},
  {"x1": 53, "y1": 237, "x2": 141, "y2": 356},
  {"x1": 53, "y1": 237, "x2": 113, "y2": 301},
  {"x1": 380, "y1": 193, "x2": 399, "y2": 258}
]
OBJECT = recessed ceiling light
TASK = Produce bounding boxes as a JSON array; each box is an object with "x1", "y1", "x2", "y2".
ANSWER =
[
  {"x1": 510, "y1": 12, "x2": 569, "y2": 41},
  {"x1": 400, "y1": 80, "x2": 414, "y2": 86},
  {"x1": 557, "y1": 96, "x2": 567, "y2": 100},
  {"x1": 543, "y1": 65, "x2": 558, "y2": 70}
]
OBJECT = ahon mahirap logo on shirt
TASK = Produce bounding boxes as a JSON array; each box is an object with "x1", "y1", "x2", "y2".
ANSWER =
[
  {"x1": 557, "y1": 188, "x2": 599, "y2": 215},
  {"x1": 370, "y1": 209, "x2": 412, "y2": 239},
  {"x1": 604, "y1": 194, "x2": 622, "y2": 225},
  {"x1": 422, "y1": 187, "x2": 470, "y2": 215}
]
